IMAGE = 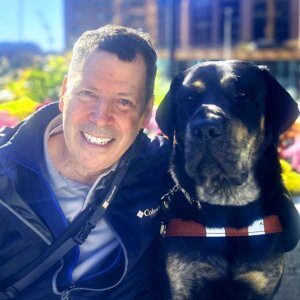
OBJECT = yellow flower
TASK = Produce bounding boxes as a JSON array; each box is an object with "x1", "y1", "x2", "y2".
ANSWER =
[
  {"x1": 280, "y1": 159, "x2": 300, "y2": 195},
  {"x1": 0, "y1": 97, "x2": 38, "y2": 120}
]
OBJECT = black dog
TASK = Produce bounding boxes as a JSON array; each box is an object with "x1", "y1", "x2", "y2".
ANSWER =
[{"x1": 155, "y1": 60, "x2": 300, "y2": 300}]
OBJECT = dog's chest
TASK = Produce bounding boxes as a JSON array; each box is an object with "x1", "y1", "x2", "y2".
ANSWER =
[{"x1": 163, "y1": 233, "x2": 284, "y2": 300}]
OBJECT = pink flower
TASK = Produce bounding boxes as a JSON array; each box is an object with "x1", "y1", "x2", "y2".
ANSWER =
[
  {"x1": 281, "y1": 136, "x2": 300, "y2": 172},
  {"x1": 0, "y1": 111, "x2": 20, "y2": 128},
  {"x1": 145, "y1": 107, "x2": 162, "y2": 136}
]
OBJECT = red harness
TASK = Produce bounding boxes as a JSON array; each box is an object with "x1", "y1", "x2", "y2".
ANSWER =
[{"x1": 163, "y1": 215, "x2": 283, "y2": 237}]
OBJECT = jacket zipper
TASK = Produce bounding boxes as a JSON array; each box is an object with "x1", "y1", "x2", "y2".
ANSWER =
[
  {"x1": 61, "y1": 283, "x2": 75, "y2": 300},
  {"x1": 61, "y1": 289, "x2": 71, "y2": 300},
  {"x1": 0, "y1": 199, "x2": 52, "y2": 245},
  {"x1": 52, "y1": 219, "x2": 129, "y2": 297}
]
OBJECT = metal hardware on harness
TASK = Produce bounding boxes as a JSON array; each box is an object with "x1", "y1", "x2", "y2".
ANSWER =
[
  {"x1": 160, "y1": 222, "x2": 167, "y2": 237},
  {"x1": 73, "y1": 221, "x2": 95, "y2": 245},
  {"x1": 161, "y1": 184, "x2": 180, "y2": 212},
  {"x1": 160, "y1": 185, "x2": 180, "y2": 238}
]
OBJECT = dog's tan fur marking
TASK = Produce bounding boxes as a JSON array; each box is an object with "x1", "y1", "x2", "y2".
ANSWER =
[
  {"x1": 167, "y1": 253, "x2": 227, "y2": 300},
  {"x1": 236, "y1": 271, "x2": 268, "y2": 293},
  {"x1": 233, "y1": 256, "x2": 284, "y2": 295},
  {"x1": 260, "y1": 116, "x2": 265, "y2": 131},
  {"x1": 233, "y1": 122, "x2": 248, "y2": 144},
  {"x1": 190, "y1": 80, "x2": 206, "y2": 92},
  {"x1": 220, "y1": 72, "x2": 239, "y2": 86}
]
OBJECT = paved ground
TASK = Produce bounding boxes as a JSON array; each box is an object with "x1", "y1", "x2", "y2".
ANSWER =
[{"x1": 273, "y1": 196, "x2": 300, "y2": 300}]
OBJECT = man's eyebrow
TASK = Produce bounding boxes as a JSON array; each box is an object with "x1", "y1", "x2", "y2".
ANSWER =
[
  {"x1": 116, "y1": 92, "x2": 136, "y2": 98},
  {"x1": 75, "y1": 82, "x2": 97, "y2": 91}
]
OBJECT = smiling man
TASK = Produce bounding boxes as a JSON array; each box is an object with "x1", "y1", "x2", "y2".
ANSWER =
[
  {"x1": 52, "y1": 48, "x2": 152, "y2": 185},
  {"x1": 0, "y1": 25, "x2": 170, "y2": 299}
]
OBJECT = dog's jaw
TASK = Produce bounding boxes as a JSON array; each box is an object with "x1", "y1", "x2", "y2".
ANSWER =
[
  {"x1": 182, "y1": 113, "x2": 264, "y2": 206},
  {"x1": 195, "y1": 172, "x2": 260, "y2": 206}
]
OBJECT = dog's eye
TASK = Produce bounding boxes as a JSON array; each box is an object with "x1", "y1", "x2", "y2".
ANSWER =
[
  {"x1": 233, "y1": 92, "x2": 253, "y2": 102},
  {"x1": 182, "y1": 96, "x2": 195, "y2": 105}
]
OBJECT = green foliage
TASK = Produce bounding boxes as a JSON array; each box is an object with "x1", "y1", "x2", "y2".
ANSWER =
[
  {"x1": 4, "y1": 54, "x2": 70, "y2": 103},
  {"x1": 154, "y1": 69, "x2": 170, "y2": 107}
]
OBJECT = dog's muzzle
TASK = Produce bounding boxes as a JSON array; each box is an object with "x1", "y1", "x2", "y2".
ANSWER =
[{"x1": 184, "y1": 114, "x2": 249, "y2": 188}]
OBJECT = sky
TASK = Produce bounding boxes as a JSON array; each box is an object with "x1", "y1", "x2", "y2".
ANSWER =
[{"x1": 0, "y1": 0, "x2": 64, "y2": 52}]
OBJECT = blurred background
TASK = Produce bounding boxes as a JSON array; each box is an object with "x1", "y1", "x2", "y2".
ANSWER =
[
  {"x1": 0, "y1": 1, "x2": 299, "y2": 299},
  {"x1": 1, "y1": 0, "x2": 300, "y2": 101}
]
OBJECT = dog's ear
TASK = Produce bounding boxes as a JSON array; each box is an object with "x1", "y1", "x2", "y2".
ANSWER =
[
  {"x1": 155, "y1": 73, "x2": 184, "y2": 138},
  {"x1": 260, "y1": 66, "x2": 299, "y2": 136}
]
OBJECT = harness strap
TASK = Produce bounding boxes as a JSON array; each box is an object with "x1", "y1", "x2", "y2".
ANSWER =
[{"x1": 163, "y1": 215, "x2": 283, "y2": 237}]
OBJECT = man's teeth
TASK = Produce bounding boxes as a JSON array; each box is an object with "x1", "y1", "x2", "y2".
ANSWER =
[{"x1": 84, "y1": 133, "x2": 112, "y2": 145}]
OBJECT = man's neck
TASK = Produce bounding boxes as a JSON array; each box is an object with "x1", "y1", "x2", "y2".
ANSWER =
[{"x1": 48, "y1": 133, "x2": 107, "y2": 186}]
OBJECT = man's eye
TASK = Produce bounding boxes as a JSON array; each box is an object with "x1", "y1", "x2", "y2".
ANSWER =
[
  {"x1": 119, "y1": 99, "x2": 131, "y2": 106},
  {"x1": 78, "y1": 90, "x2": 97, "y2": 98},
  {"x1": 117, "y1": 99, "x2": 136, "y2": 110}
]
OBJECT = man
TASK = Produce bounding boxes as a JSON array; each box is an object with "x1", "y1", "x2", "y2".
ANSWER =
[{"x1": 0, "y1": 25, "x2": 170, "y2": 299}]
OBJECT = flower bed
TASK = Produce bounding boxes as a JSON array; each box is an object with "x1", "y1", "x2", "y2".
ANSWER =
[{"x1": 279, "y1": 118, "x2": 300, "y2": 196}]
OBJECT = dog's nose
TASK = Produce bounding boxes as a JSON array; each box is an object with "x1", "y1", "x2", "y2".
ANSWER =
[{"x1": 190, "y1": 119, "x2": 222, "y2": 140}]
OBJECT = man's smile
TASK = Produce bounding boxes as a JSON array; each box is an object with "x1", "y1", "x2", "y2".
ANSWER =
[{"x1": 83, "y1": 132, "x2": 114, "y2": 145}]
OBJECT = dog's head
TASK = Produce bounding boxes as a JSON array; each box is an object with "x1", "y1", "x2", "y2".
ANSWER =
[{"x1": 156, "y1": 60, "x2": 299, "y2": 205}]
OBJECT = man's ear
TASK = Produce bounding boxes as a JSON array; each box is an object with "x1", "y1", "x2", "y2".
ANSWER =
[
  {"x1": 142, "y1": 96, "x2": 154, "y2": 128},
  {"x1": 155, "y1": 73, "x2": 184, "y2": 139},
  {"x1": 260, "y1": 67, "x2": 299, "y2": 136},
  {"x1": 59, "y1": 75, "x2": 68, "y2": 112}
]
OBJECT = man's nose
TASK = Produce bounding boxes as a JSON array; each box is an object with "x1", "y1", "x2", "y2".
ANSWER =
[{"x1": 90, "y1": 99, "x2": 113, "y2": 124}]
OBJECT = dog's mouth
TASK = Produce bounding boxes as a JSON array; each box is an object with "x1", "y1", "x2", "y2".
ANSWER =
[
  {"x1": 184, "y1": 134, "x2": 248, "y2": 181},
  {"x1": 186, "y1": 154, "x2": 249, "y2": 187},
  {"x1": 183, "y1": 141, "x2": 261, "y2": 205},
  {"x1": 183, "y1": 134, "x2": 257, "y2": 205}
]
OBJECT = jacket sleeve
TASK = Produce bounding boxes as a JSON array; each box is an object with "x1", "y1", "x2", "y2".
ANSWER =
[{"x1": 0, "y1": 122, "x2": 24, "y2": 146}]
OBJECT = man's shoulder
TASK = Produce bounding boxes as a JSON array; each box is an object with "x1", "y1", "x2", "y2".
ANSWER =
[
  {"x1": 0, "y1": 124, "x2": 22, "y2": 146},
  {"x1": 140, "y1": 133, "x2": 172, "y2": 158}
]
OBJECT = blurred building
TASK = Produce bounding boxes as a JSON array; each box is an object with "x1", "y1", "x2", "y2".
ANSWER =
[
  {"x1": 0, "y1": 42, "x2": 42, "y2": 68},
  {"x1": 64, "y1": 0, "x2": 158, "y2": 50},
  {"x1": 64, "y1": 0, "x2": 300, "y2": 96},
  {"x1": 64, "y1": 0, "x2": 299, "y2": 57}
]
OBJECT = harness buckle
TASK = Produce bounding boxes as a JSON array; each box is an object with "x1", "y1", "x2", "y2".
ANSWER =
[
  {"x1": 160, "y1": 222, "x2": 167, "y2": 237},
  {"x1": 73, "y1": 221, "x2": 95, "y2": 245}
]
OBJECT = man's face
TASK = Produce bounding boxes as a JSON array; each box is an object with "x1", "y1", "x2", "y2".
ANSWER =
[{"x1": 59, "y1": 50, "x2": 152, "y2": 182}]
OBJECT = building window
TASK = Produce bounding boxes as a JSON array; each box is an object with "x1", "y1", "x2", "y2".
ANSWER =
[
  {"x1": 157, "y1": 0, "x2": 181, "y2": 48},
  {"x1": 220, "y1": 0, "x2": 241, "y2": 46},
  {"x1": 189, "y1": 0, "x2": 212, "y2": 46}
]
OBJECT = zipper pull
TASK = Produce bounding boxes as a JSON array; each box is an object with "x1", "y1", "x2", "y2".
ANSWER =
[
  {"x1": 61, "y1": 284, "x2": 75, "y2": 300},
  {"x1": 61, "y1": 289, "x2": 71, "y2": 300}
]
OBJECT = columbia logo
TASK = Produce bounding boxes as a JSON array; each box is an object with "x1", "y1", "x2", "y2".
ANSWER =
[
  {"x1": 137, "y1": 207, "x2": 159, "y2": 218},
  {"x1": 137, "y1": 211, "x2": 144, "y2": 218}
]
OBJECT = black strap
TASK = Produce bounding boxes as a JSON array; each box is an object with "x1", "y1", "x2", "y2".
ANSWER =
[{"x1": 0, "y1": 133, "x2": 143, "y2": 299}]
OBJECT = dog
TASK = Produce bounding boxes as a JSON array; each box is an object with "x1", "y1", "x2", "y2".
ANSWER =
[{"x1": 155, "y1": 60, "x2": 300, "y2": 300}]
